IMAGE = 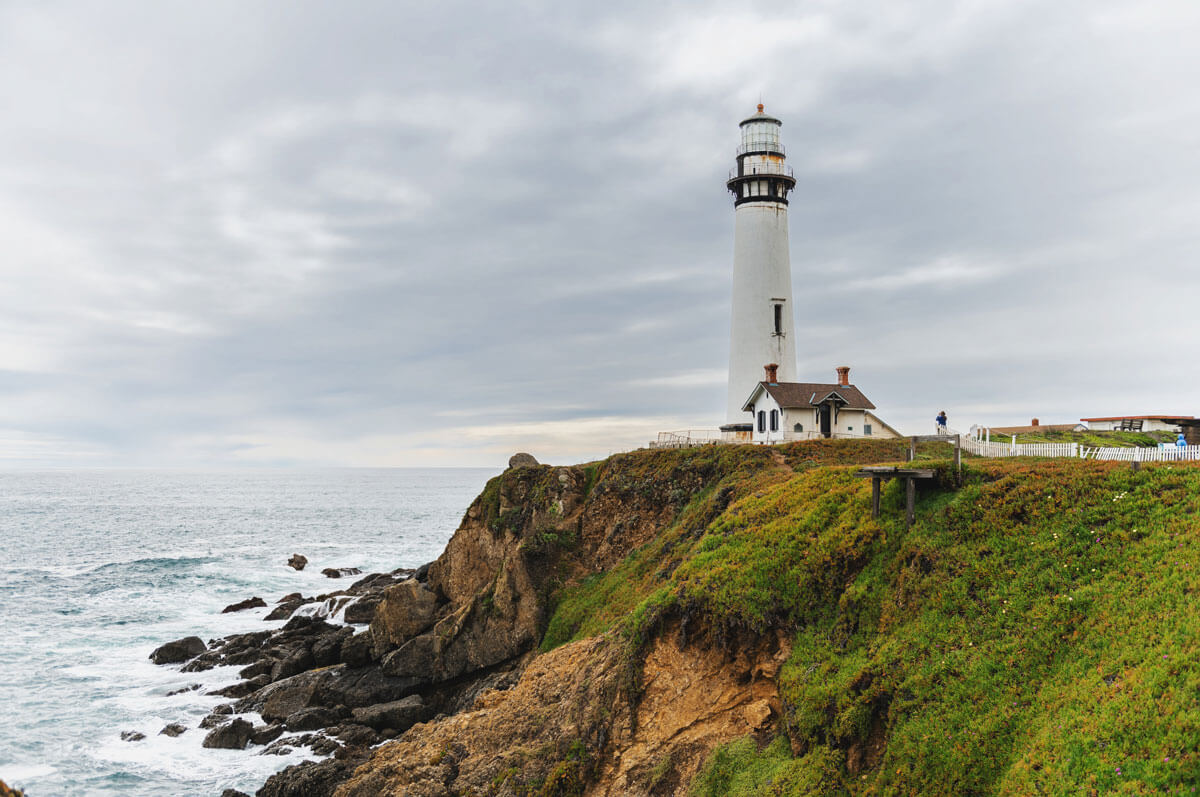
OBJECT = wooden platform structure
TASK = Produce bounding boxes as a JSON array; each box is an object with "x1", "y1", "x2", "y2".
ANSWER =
[{"x1": 854, "y1": 466, "x2": 936, "y2": 527}]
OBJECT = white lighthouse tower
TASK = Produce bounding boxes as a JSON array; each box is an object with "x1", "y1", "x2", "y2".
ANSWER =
[{"x1": 723, "y1": 104, "x2": 798, "y2": 424}]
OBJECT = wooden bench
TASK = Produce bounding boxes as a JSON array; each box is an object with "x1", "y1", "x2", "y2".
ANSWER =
[
  {"x1": 854, "y1": 467, "x2": 936, "y2": 528},
  {"x1": 1119, "y1": 419, "x2": 1144, "y2": 432}
]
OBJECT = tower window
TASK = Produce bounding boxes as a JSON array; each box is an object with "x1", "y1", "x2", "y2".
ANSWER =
[{"x1": 773, "y1": 304, "x2": 782, "y2": 336}]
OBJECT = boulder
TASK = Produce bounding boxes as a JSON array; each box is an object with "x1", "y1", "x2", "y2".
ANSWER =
[
  {"x1": 264, "y1": 600, "x2": 305, "y2": 621},
  {"x1": 220, "y1": 791, "x2": 251, "y2": 797},
  {"x1": 166, "y1": 683, "x2": 201, "y2": 696},
  {"x1": 159, "y1": 723, "x2": 187, "y2": 737},
  {"x1": 284, "y1": 706, "x2": 342, "y2": 731},
  {"x1": 379, "y1": 634, "x2": 437, "y2": 680},
  {"x1": 120, "y1": 730, "x2": 145, "y2": 742},
  {"x1": 339, "y1": 631, "x2": 375, "y2": 668},
  {"x1": 149, "y1": 636, "x2": 206, "y2": 665},
  {"x1": 287, "y1": 554, "x2": 308, "y2": 571},
  {"x1": 251, "y1": 724, "x2": 285, "y2": 745},
  {"x1": 341, "y1": 597, "x2": 380, "y2": 625},
  {"x1": 370, "y1": 580, "x2": 440, "y2": 655},
  {"x1": 508, "y1": 452, "x2": 539, "y2": 468},
  {"x1": 257, "y1": 757, "x2": 366, "y2": 797},
  {"x1": 202, "y1": 718, "x2": 254, "y2": 750},
  {"x1": 321, "y1": 567, "x2": 362, "y2": 579},
  {"x1": 260, "y1": 681, "x2": 320, "y2": 724},
  {"x1": 349, "y1": 695, "x2": 426, "y2": 731},
  {"x1": 332, "y1": 723, "x2": 381, "y2": 747},
  {"x1": 221, "y1": 596, "x2": 267, "y2": 613}
]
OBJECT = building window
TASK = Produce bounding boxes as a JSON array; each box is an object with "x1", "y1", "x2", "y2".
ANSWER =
[
  {"x1": 770, "y1": 410, "x2": 779, "y2": 432},
  {"x1": 864, "y1": 424, "x2": 872, "y2": 436},
  {"x1": 757, "y1": 411, "x2": 766, "y2": 433},
  {"x1": 847, "y1": 426, "x2": 853, "y2": 432},
  {"x1": 794, "y1": 423, "x2": 803, "y2": 433},
  {"x1": 773, "y1": 304, "x2": 782, "y2": 336}
]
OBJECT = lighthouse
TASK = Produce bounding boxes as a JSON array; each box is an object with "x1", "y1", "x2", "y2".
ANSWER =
[{"x1": 723, "y1": 104, "x2": 798, "y2": 424}]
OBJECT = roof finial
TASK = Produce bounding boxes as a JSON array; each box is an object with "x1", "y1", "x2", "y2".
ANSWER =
[{"x1": 757, "y1": 102, "x2": 764, "y2": 113}]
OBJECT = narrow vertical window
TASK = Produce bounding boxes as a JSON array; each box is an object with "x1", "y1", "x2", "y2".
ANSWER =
[
  {"x1": 773, "y1": 304, "x2": 782, "y2": 335},
  {"x1": 770, "y1": 410, "x2": 779, "y2": 432},
  {"x1": 757, "y1": 411, "x2": 766, "y2": 433},
  {"x1": 864, "y1": 424, "x2": 873, "y2": 436}
]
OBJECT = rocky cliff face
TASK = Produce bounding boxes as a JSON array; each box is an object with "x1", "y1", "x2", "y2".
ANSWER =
[{"x1": 150, "y1": 444, "x2": 790, "y2": 796}]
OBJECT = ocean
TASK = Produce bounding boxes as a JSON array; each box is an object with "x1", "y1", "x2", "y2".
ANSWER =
[{"x1": 0, "y1": 467, "x2": 498, "y2": 796}]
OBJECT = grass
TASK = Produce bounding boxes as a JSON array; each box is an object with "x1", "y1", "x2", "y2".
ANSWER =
[
  {"x1": 533, "y1": 441, "x2": 1200, "y2": 794},
  {"x1": 982, "y1": 429, "x2": 1176, "y2": 447}
]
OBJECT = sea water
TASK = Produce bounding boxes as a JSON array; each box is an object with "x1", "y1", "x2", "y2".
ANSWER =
[{"x1": 0, "y1": 468, "x2": 497, "y2": 796}]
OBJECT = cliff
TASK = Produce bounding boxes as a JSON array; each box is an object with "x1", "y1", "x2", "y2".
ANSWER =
[
  {"x1": 334, "y1": 441, "x2": 1200, "y2": 795},
  {"x1": 154, "y1": 439, "x2": 1200, "y2": 795}
]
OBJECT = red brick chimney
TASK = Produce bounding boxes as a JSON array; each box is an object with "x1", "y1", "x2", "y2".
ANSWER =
[
  {"x1": 1032, "y1": 418, "x2": 1039, "y2": 427},
  {"x1": 836, "y1": 366, "x2": 850, "y2": 386},
  {"x1": 764, "y1": 363, "x2": 779, "y2": 383}
]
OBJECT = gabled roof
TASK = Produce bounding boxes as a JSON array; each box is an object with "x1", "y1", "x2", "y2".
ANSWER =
[{"x1": 742, "y1": 382, "x2": 876, "y2": 412}]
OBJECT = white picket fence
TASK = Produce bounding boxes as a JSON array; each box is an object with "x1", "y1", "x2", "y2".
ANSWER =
[{"x1": 958, "y1": 432, "x2": 1200, "y2": 462}]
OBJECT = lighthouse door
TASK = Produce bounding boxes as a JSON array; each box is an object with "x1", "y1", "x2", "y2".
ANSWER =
[{"x1": 820, "y1": 404, "x2": 832, "y2": 438}]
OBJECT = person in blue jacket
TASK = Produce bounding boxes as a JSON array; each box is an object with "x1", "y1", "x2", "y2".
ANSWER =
[
  {"x1": 936, "y1": 411, "x2": 948, "y2": 434},
  {"x1": 1178, "y1": 433, "x2": 1188, "y2": 447}
]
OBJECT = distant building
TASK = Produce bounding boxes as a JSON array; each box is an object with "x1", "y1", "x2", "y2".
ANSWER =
[
  {"x1": 990, "y1": 419, "x2": 1087, "y2": 435},
  {"x1": 1081, "y1": 415, "x2": 1194, "y2": 432},
  {"x1": 740, "y1": 365, "x2": 901, "y2": 444}
]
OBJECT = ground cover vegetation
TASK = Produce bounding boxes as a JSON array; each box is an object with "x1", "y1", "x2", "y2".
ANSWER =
[
  {"x1": 540, "y1": 441, "x2": 1200, "y2": 794},
  {"x1": 983, "y1": 429, "x2": 1176, "y2": 447}
]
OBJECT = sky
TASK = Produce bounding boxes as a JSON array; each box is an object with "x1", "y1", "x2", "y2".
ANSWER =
[{"x1": 1, "y1": 0, "x2": 1198, "y2": 467}]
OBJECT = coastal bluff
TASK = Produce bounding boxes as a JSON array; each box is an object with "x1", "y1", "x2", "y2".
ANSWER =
[{"x1": 151, "y1": 440, "x2": 1200, "y2": 795}]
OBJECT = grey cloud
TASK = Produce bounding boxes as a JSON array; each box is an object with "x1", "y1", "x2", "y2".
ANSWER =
[{"x1": 0, "y1": 0, "x2": 1197, "y2": 464}]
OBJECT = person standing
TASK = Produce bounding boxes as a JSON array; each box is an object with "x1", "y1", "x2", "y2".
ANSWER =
[{"x1": 936, "y1": 411, "x2": 948, "y2": 435}]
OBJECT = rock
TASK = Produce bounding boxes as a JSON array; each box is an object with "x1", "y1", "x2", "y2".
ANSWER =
[
  {"x1": 237, "y1": 659, "x2": 273, "y2": 680},
  {"x1": 221, "y1": 596, "x2": 267, "y2": 613},
  {"x1": 159, "y1": 723, "x2": 187, "y2": 737},
  {"x1": 260, "y1": 680, "x2": 320, "y2": 724},
  {"x1": 332, "y1": 723, "x2": 381, "y2": 747},
  {"x1": 200, "y1": 713, "x2": 229, "y2": 730},
  {"x1": 349, "y1": 695, "x2": 426, "y2": 731},
  {"x1": 251, "y1": 724, "x2": 285, "y2": 746},
  {"x1": 341, "y1": 597, "x2": 380, "y2": 625},
  {"x1": 379, "y1": 633, "x2": 436, "y2": 679},
  {"x1": 285, "y1": 706, "x2": 343, "y2": 731},
  {"x1": 149, "y1": 636, "x2": 206, "y2": 665},
  {"x1": 202, "y1": 717, "x2": 254, "y2": 750},
  {"x1": 220, "y1": 790, "x2": 251, "y2": 797},
  {"x1": 258, "y1": 758, "x2": 364, "y2": 796},
  {"x1": 339, "y1": 631, "x2": 375, "y2": 668},
  {"x1": 414, "y1": 561, "x2": 432, "y2": 582},
  {"x1": 288, "y1": 554, "x2": 308, "y2": 571},
  {"x1": 370, "y1": 579, "x2": 440, "y2": 655},
  {"x1": 508, "y1": 452, "x2": 539, "y2": 468},
  {"x1": 207, "y1": 680, "x2": 259, "y2": 699},
  {"x1": 321, "y1": 567, "x2": 362, "y2": 579},
  {"x1": 166, "y1": 683, "x2": 201, "y2": 696},
  {"x1": 312, "y1": 626, "x2": 353, "y2": 667},
  {"x1": 212, "y1": 703, "x2": 233, "y2": 715},
  {"x1": 278, "y1": 592, "x2": 303, "y2": 603},
  {"x1": 264, "y1": 600, "x2": 304, "y2": 621},
  {"x1": 120, "y1": 730, "x2": 145, "y2": 742}
]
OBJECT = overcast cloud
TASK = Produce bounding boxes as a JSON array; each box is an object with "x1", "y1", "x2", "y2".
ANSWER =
[{"x1": 1, "y1": 0, "x2": 1198, "y2": 467}]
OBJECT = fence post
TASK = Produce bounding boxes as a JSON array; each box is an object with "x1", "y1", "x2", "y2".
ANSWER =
[{"x1": 909, "y1": 436, "x2": 917, "y2": 462}]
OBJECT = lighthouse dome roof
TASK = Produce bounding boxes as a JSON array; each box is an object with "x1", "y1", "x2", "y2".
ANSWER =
[{"x1": 739, "y1": 103, "x2": 782, "y2": 127}]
